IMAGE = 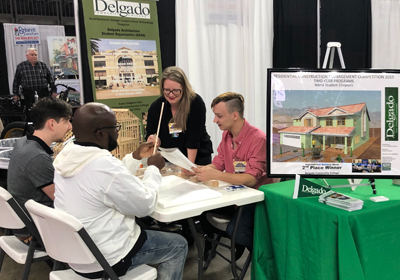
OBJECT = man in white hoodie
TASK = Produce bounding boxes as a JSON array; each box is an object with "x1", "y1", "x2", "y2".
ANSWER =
[{"x1": 53, "y1": 102, "x2": 188, "y2": 280}]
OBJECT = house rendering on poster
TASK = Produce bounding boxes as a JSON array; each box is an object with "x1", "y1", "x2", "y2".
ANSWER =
[{"x1": 278, "y1": 103, "x2": 370, "y2": 154}]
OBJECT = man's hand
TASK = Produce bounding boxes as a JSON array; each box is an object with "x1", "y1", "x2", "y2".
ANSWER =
[
  {"x1": 132, "y1": 142, "x2": 156, "y2": 160},
  {"x1": 147, "y1": 134, "x2": 161, "y2": 147},
  {"x1": 13, "y1": 95, "x2": 20, "y2": 101},
  {"x1": 147, "y1": 152, "x2": 165, "y2": 170},
  {"x1": 192, "y1": 166, "x2": 219, "y2": 182}
]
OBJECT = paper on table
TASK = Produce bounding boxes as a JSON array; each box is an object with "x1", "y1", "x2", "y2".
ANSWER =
[
  {"x1": 157, "y1": 175, "x2": 222, "y2": 208},
  {"x1": 158, "y1": 147, "x2": 197, "y2": 171}
]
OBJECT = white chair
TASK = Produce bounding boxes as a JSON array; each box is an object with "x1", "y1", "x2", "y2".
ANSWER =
[
  {"x1": 0, "y1": 187, "x2": 49, "y2": 280},
  {"x1": 25, "y1": 199, "x2": 157, "y2": 280}
]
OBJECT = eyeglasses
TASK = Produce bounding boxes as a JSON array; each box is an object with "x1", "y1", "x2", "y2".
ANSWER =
[
  {"x1": 163, "y1": 88, "x2": 182, "y2": 97},
  {"x1": 95, "y1": 122, "x2": 121, "y2": 132}
]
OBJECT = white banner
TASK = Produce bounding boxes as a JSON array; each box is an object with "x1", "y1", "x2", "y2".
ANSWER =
[{"x1": 13, "y1": 25, "x2": 40, "y2": 45}]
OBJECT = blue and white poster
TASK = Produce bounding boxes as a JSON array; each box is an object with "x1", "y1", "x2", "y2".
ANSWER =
[{"x1": 13, "y1": 25, "x2": 40, "y2": 45}]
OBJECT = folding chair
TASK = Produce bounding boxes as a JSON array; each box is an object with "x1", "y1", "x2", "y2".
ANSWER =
[
  {"x1": 25, "y1": 199, "x2": 157, "y2": 280},
  {"x1": 203, "y1": 207, "x2": 252, "y2": 280},
  {"x1": 0, "y1": 187, "x2": 49, "y2": 280}
]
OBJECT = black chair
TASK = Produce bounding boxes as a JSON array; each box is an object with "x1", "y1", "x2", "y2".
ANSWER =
[{"x1": 203, "y1": 207, "x2": 252, "y2": 280}]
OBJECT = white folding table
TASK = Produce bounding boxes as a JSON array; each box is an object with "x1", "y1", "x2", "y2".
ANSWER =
[{"x1": 150, "y1": 184, "x2": 265, "y2": 280}]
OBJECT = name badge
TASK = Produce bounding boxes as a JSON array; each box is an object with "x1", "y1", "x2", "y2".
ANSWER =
[
  {"x1": 169, "y1": 122, "x2": 182, "y2": 138},
  {"x1": 233, "y1": 161, "x2": 246, "y2": 173}
]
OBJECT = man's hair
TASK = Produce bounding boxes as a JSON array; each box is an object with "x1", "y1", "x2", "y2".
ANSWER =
[
  {"x1": 25, "y1": 48, "x2": 37, "y2": 54},
  {"x1": 30, "y1": 97, "x2": 72, "y2": 130},
  {"x1": 211, "y1": 92, "x2": 245, "y2": 118}
]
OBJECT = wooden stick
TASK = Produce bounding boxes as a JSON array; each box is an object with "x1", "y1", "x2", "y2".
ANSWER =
[{"x1": 153, "y1": 102, "x2": 164, "y2": 155}]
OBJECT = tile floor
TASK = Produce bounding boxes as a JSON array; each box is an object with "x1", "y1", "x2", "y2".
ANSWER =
[{"x1": 0, "y1": 231, "x2": 251, "y2": 280}]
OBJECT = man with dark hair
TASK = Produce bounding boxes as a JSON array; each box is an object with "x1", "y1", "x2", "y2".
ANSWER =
[
  {"x1": 12, "y1": 48, "x2": 53, "y2": 110},
  {"x1": 7, "y1": 97, "x2": 72, "y2": 243},
  {"x1": 53, "y1": 102, "x2": 188, "y2": 280},
  {"x1": 194, "y1": 92, "x2": 276, "y2": 254}
]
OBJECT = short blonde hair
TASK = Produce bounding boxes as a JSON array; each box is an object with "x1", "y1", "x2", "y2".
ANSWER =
[{"x1": 211, "y1": 92, "x2": 244, "y2": 118}]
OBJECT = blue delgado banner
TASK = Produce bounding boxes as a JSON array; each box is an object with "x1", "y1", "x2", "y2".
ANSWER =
[{"x1": 81, "y1": 0, "x2": 162, "y2": 141}]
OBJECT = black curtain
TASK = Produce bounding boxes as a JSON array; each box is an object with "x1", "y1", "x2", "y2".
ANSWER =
[
  {"x1": 77, "y1": 0, "x2": 94, "y2": 103},
  {"x1": 64, "y1": 25, "x2": 76, "y2": 36},
  {"x1": 0, "y1": 24, "x2": 10, "y2": 96},
  {"x1": 320, "y1": 0, "x2": 371, "y2": 69},
  {"x1": 273, "y1": 0, "x2": 318, "y2": 68},
  {"x1": 157, "y1": 0, "x2": 176, "y2": 70}
]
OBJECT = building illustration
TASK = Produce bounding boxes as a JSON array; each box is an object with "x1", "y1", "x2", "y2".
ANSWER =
[
  {"x1": 92, "y1": 46, "x2": 158, "y2": 89},
  {"x1": 278, "y1": 103, "x2": 370, "y2": 155}
]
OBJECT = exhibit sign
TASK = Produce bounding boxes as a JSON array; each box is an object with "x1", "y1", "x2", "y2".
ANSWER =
[
  {"x1": 267, "y1": 69, "x2": 400, "y2": 178},
  {"x1": 13, "y1": 25, "x2": 40, "y2": 45},
  {"x1": 47, "y1": 36, "x2": 79, "y2": 77},
  {"x1": 80, "y1": 0, "x2": 162, "y2": 141}
]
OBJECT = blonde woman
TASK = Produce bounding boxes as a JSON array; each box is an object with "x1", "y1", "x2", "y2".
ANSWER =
[{"x1": 146, "y1": 66, "x2": 213, "y2": 171}]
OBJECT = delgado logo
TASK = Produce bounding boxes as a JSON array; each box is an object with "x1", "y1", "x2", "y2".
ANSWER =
[
  {"x1": 301, "y1": 185, "x2": 327, "y2": 195},
  {"x1": 93, "y1": 0, "x2": 150, "y2": 18},
  {"x1": 385, "y1": 88, "x2": 398, "y2": 141}
]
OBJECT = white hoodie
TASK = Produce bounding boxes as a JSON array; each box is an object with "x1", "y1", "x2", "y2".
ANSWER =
[{"x1": 53, "y1": 141, "x2": 162, "y2": 273}]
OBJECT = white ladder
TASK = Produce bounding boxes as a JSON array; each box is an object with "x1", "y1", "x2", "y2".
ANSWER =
[{"x1": 322, "y1": 42, "x2": 346, "y2": 69}]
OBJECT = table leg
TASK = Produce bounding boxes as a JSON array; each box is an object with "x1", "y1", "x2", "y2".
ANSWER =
[
  {"x1": 230, "y1": 207, "x2": 243, "y2": 279},
  {"x1": 187, "y1": 217, "x2": 204, "y2": 280}
]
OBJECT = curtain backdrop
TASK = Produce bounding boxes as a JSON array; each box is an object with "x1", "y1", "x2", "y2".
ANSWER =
[
  {"x1": 4, "y1": 24, "x2": 65, "y2": 95},
  {"x1": 371, "y1": 0, "x2": 400, "y2": 69},
  {"x1": 176, "y1": 0, "x2": 274, "y2": 155},
  {"x1": 273, "y1": 0, "x2": 318, "y2": 68},
  {"x1": 157, "y1": 0, "x2": 176, "y2": 70},
  {"x1": 320, "y1": 0, "x2": 372, "y2": 68}
]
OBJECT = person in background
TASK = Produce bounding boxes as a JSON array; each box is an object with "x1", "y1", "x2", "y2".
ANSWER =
[
  {"x1": 146, "y1": 66, "x2": 213, "y2": 173},
  {"x1": 193, "y1": 92, "x2": 278, "y2": 257},
  {"x1": 53, "y1": 102, "x2": 188, "y2": 280},
  {"x1": 7, "y1": 97, "x2": 72, "y2": 245},
  {"x1": 12, "y1": 48, "x2": 53, "y2": 110}
]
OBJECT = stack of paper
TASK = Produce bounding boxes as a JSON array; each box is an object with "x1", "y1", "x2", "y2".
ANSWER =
[
  {"x1": 158, "y1": 147, "x2": 197, "y2": 171},
  {"x1": 319, "y1": 190, "x2": 364, "y2": 211}
]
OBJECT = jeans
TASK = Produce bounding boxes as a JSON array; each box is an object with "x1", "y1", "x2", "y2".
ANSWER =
[
  {"x1": 129, "y1": 230, "x2": 188, "y2": 280},
  {"x1": 226, "y1": 203, "x2": 256, "y2": 250}
]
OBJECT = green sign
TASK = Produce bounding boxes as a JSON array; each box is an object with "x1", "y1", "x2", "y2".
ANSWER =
[
  {"x1": 81, "y1": 0, "x2": 162, "y2": 140},
  {"x1": 385, "y1": 88, "x2": 398, "y2": 141},
  {"x1": 293, "y1": 175, "x2": 331, "y2": 199}
]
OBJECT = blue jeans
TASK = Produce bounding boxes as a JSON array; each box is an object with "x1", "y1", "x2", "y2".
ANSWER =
[
  {"x1": 226, "y1": 203, "x2": 256, "y2": 250},
  {"x1": 129, "y1": 230, "x2": 188, "y2": 280}
]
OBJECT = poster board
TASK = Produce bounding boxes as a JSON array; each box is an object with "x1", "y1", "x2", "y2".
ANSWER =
[
  {"x1": 267, "y1": 69, "x2": 399, "y2": 178},
  {"x1": 47, "y1": 36, "x2": 79, "y2": 77},
  {"x1": 80, "y1": 0, "x2": 162, "y2": 141}
]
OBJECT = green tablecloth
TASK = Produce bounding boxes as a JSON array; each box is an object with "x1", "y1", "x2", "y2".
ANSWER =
[{"x1": 251, "y1": 179, "x2": 400, "y2": 280}]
